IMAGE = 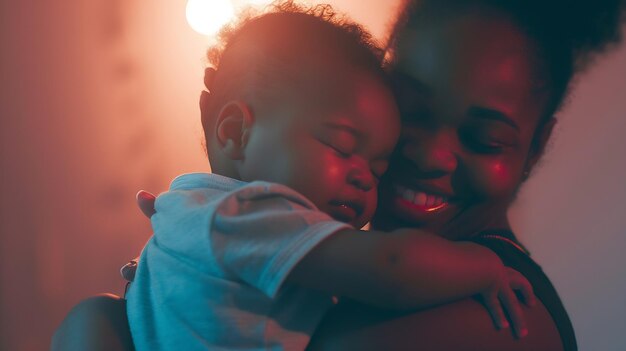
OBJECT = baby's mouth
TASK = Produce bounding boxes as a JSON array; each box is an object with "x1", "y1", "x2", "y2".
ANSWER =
[
  {"x1": 329, "y1": 200, "x2": 364, "y2": 224},
  {"x1": 394, "y1": 185, "x2": 449, "y2": 212}
]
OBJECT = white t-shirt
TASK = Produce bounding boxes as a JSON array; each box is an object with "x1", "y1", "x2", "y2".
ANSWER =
[{"x1": 126, "y1": 173, "x2": 351, "y2": 351}]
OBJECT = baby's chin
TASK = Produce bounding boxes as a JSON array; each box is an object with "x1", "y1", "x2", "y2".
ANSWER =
[
  {"x1": 322, "y1": 202, "x2": 371, "y2": 229},
  {"x1": 329, "y1": 213, "x2": 369, "y2": 230}
]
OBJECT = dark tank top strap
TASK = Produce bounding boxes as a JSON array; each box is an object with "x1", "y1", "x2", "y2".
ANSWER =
[
  {"x1": 475, "y1": 229, "x2": 530, "y2": 255},
  {"x1": 470, "y1": 229, "x2": 578, "y2": 351}
]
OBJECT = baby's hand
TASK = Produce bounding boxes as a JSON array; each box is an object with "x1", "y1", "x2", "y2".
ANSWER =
[{"x1": 481, "y1": 266, "x2": 536, "y2": 338}]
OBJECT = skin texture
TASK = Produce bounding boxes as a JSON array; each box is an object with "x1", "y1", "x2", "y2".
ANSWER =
[
  {"x1": 373, "y1": 12, "x2": 554, "y2": 238},
  {"x1": 308, "y1": 298, "x2": 562, "y2": 351},
  {"x1": 208, "y1": 50, "x2": 535, "y2": 320},
  {"x1": 51, "y1": 9, "x2": 566, "y2": 351},
  {"x1": 222, "y1": 61, "x2": 400, "y2": 229},
  {"x1": 308, "y1": 10, "x2": 564, "y2": 351}
]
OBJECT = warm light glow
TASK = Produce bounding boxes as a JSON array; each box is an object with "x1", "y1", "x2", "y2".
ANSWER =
[
  {"x1": 186, "y1": 0, "x2": 235, "y2": 36},
  {"x1": 245, "y1": 0, "x2": 274, "y2": 5}
]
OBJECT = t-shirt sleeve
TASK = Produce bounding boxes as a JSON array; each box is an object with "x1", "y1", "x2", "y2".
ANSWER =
[{"x1": 209, "y1": 182, "x2": 351, "y2": 299}]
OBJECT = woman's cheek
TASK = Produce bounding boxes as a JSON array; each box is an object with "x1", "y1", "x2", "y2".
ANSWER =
[{"x1": 471, "y1": 160, "x2": 520, "y2": 198}]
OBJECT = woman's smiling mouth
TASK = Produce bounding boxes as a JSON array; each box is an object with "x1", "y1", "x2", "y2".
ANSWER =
[
  {"x1": 395, "y1": 185, "x2": 448, "y2": 211},
  {"x1": 394, "y1": 185, "x2": 450, "y2": 212}
]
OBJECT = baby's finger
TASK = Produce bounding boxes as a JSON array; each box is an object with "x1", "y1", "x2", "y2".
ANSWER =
[
  {"x1": 500, "y1": 288, "x2": 528, "y2": 338},
  {"x1": 509, "y1": 273, "x2": 536, "y2": 307},
  {"x1": 483, "y1": 295, "x2": 509, "y2": 330},
  {"x1": 507, "y1": 267, "x2": 537, "y2": 307}
]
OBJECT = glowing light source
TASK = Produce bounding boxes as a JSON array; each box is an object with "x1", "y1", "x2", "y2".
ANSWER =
[
  {"x1": 186, "y1": 0, "x2": 235, "y2": 36},
  {"x1": 245, "y1": 0, "x2": 274, "y2": 5}
]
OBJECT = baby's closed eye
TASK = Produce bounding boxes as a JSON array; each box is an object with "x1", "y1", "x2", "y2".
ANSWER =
[{"x1": 317, "y1": 132, "x2": 358, "y2": 158}]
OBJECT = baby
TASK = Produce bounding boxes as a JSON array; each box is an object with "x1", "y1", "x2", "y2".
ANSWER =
[{"x1": 126, "y1": 3, "x2": 533, "y2": 350}]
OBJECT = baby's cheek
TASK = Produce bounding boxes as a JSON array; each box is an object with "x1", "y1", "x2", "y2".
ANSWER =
[
  {"x1": 298, "y1": 158, "x2": 343, "y2": 205},
  {"x1": 324, "y1": 163, "x2": 344, "y2": 183}
]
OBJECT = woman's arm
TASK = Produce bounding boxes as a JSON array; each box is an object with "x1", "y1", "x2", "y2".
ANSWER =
[
  {"x1": 290, "y1": 227, "x2": 529, "y2": 312},
  {"x1": 307, "y1": 297, "x2": 563, "y2": 351},
  {"x1": 307, "y1": 233, "x2": 572, "y2": 351},
  {"x1": 51, "y1": 294, "x2": 134, "y2": 351}
]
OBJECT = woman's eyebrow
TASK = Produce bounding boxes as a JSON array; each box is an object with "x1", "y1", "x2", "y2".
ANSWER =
[{"x1": 467, "y1": 106, "x2": 520, "y2": 131}]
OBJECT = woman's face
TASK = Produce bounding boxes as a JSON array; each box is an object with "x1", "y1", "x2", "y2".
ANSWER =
[{"x1": 373, "y1": 12, "x2": 552, "y2": 237}]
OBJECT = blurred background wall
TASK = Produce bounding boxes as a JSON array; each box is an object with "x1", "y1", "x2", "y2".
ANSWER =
[{"x1": 0, "y1": 0, "x2": 624, "y2": 350}]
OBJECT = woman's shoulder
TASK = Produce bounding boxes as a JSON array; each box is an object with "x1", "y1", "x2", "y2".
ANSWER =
[
  {"x1": 308, "y1": 230, "x2": 577, "y2": 351},
  {"x1": 310, "y1": 290, "x2": 566, "y2": 351},
  {"x1": 471, "y1": 230, "x2": 577, "y2": 351}
]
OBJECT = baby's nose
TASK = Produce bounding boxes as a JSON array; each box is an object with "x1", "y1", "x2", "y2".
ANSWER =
[{"x1": 347, "y1": 168, "x2": 375, "y2": 192}]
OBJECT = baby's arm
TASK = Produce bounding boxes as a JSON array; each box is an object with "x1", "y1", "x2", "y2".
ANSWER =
[
  {"x1": 136, "y1": 189, "x2": 531, "y2": 336},
  {"x1": 288, "y1": 228, "x2": 534, "y2": 337}
]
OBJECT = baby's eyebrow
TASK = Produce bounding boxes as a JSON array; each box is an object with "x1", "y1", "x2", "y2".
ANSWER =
[{"x1": 322, "y1": 122, "x2": 361, "y2": 138}]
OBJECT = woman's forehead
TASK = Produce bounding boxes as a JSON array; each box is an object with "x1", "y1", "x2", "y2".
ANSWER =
[
  {"x1": 391, "y1": 15, "x2": 546, "y2": 128},
  {"x1": 395, "y1": 13, "x2": 535, "y2": 76}
]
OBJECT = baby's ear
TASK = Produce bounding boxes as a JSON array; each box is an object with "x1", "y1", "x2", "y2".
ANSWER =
[{"x1": 214, "y1": 100, "x2": 254, "y2": 160}]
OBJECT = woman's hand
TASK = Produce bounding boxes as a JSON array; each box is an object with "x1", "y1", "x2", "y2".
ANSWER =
[
  {"x1": 481, "y1": 266, "x2": 536, "y2": 339},
  {"x1": 136, "y1": 190, "x2": 156, "y2": 218},
  {"x1": 120, "y1": 190, "x2": 157, "y2": 282}
]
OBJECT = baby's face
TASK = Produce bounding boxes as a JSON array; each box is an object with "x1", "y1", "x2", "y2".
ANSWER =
[{"x1": 240, "y1": 66, "x2": 400, "y2": 228}]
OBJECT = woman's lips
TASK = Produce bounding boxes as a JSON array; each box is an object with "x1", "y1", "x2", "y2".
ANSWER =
[
  {"x1": 394, "y1": 185, "x2": 449, "y2": 212},
  {"x1": 374, "y1": 180, "x2": 460, "y2": 228}
]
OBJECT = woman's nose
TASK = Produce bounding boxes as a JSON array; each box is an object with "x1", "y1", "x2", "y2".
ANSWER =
[{"x1": 402, "y1": 131, "x2": 458, "y2": 176}]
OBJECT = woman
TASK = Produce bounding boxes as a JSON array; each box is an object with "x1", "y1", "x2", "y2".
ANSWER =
[
  {"x1": 52, "y1": 0, "x2": 624, "y2": 349},
  {"x1": 307, "y1": 0, "x2": 624, "y2": 350}
]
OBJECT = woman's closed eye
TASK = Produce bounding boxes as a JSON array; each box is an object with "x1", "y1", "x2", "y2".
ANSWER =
[{"x1": 459, "y1": 126, "x2": 518, "y2": 154}]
